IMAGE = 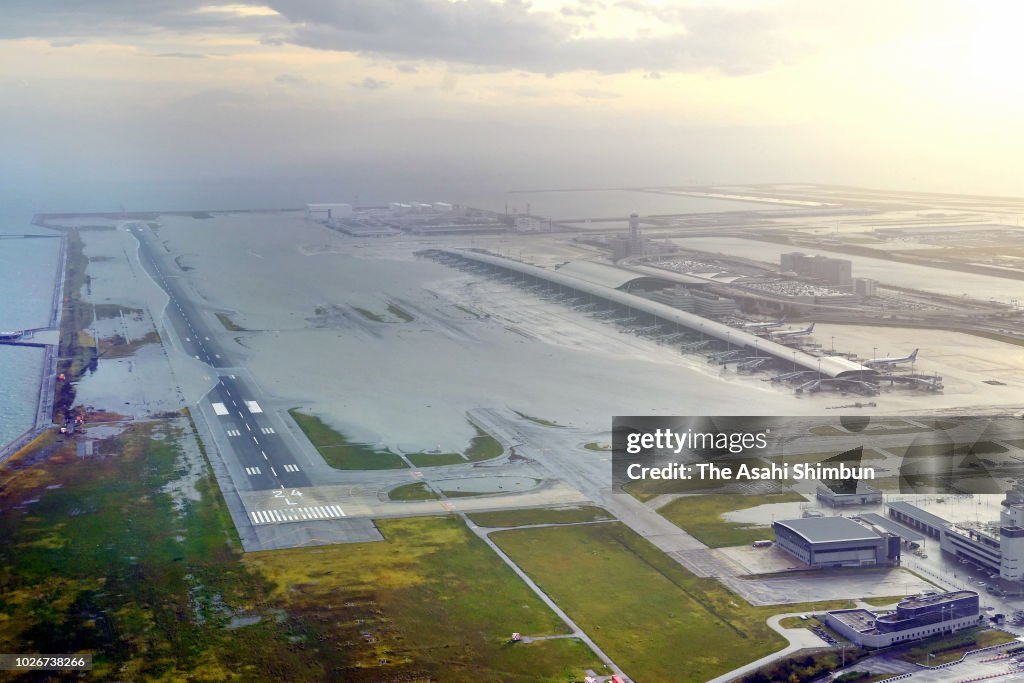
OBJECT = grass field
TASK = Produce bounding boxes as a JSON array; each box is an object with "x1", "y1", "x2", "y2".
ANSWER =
[
  {"x1": 0, "y1": 421, "x2": 605, "y2": 682},
  {"x1": 388, "y1": 482, "x2": 440, "y2": 501},
  {"x1": 289, "y1": 411, "x2": 503, "y2": 469},
  {"x1": 583, "y1": 442, "x2": 610, "y2": 451},
  {"x1": 657, "y1": 493, "x2": 806, "y2": 548},
  {"x1": 288, "y1": 409, "x2": 407, "y2": 469},
  {"x1": 492, "y1": 522, "x2": 851, "y2": 683},
  {"x1": 512, "y1": 410, "x2": 564, "y2": 428},
  {"x1": 468, "y1": 506, "x2": 613, "y2": 528},
  {"x1": 214, "y1": 311, "x2": 246, "y2": 331}
]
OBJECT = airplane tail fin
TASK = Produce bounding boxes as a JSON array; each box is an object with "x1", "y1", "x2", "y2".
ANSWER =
[
  {"x1": 910, "y1": 348, "x2": 919, "y2": 360},
  {"x1": 807, "y1": 322, "x2": 815, "y2": 333}
]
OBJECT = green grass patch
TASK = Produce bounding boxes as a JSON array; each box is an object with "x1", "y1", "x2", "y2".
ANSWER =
[
  {"x1": 353, "y1": 306, "x2": 386, "y2": 322},
  {"x1": 288, "y1": 409, "x2": 406, "y2": 470},
  {"x1": 289, "y1": 411, "x2": 503, "y2": 470},
  {"x1": 583, "y1": 442, "x2": 610, "y2": 451},
  {"x1": 386, "y1": 303, "x2": 414, "y2": 322},
  {"x1": 657, "y1": 493, "x2": 806, "y2": 548},
  {"x1": 468, "y1": 506, "x2": 613, "y2": 528},
  {"x1": 214, "y1": 312, "x2": 246, "y2": 331},
  {"x1": 898, "y1": 627, "x2": 1015, "y2": 666},
  {"x1": 465, "y1": 425, "x2": 504, "y2": 462},
  {"x1": 388, "y1": 482, "x2": 440, "y2": 501},
  {"x1": 0, "y1": 424, "x2": 603, "y2": 681},
  {"x1": 492, "y1": 522, "x2": 851, "y2": 683},
  {"x1": 405, "y1": 451, "x2": 465, "y2": 467},
  {"x1": 512, "y1": 410, "x2": 564, "y2": 428}
]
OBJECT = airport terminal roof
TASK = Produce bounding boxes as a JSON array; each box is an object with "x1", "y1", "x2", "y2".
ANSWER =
[
  {"x1": 887, "y1": 501, "x2": 950, "y2": 530},
  {"x1": 555, "y1": 260, "x2": 652, "y2": 289},
  {"x1": 441, "y1": 249, "x2": 875, "y2": 380},
  {"x1": 774, "y1": 517, "x2": 882, "y2": 544}
]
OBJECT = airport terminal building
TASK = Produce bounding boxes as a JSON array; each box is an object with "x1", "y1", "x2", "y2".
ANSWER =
[
  {"x1": 773, "y1": 517, "x2": 901, "y2": 568},
  {"x1": 825, "y1": 591, "x2": 981, "y2": 648}
]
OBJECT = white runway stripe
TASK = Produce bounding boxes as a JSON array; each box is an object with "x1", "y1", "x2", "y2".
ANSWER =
[
  {"x1": 212, "y1": 402, "x2": 228, "y2": 415},
  {"x1": 245, "y1": 466, "x2": 261, "y2": 475},
  {"x1": 245, "y1": 401, "x2": 263, "y2": 413},
  {"x1": 226, "y1": 429, "x2": 241, "y2": 437},
  {"x1": 261, "y1": 426, "x2": 275, "y2": 435},
  {"x1": 248, "y1": 505, "x2": 347, "y2": 525}
]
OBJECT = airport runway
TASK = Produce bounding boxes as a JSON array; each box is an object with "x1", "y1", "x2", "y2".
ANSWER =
[{"x1": 129, "y1": 223, "x2": 372, "y2": 545}]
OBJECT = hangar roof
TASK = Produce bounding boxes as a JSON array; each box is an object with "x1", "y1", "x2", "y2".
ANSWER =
[
  {"x1": 774, "y1": 517, "x2": 882, "y2": 544},
  {"x1": 887, "y1": 502, "x2": 949, "y2": 530}
]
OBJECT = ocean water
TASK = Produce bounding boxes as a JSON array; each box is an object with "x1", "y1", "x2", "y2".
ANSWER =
[{"x1": 0, "y1": 214, "x2": 59, "y2": 448}]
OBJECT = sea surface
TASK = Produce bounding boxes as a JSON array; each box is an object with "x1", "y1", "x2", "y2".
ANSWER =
[{"x1": 0, "y1": 214, "x2": 59, "y2": 448}]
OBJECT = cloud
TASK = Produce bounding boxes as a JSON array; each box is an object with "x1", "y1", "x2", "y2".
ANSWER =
[
  {"x1": 265, "y1": 0, "x2": 811, "y2": 76},
  {"x1": 0, "y1": 0, "x2": 932, "y2": 77},
  {"x1": 274, "y1": 72, "x2": 307, "y2": 86},
  {"x1": 353, "y1": 76, "x2": 390, "y2": 91}
]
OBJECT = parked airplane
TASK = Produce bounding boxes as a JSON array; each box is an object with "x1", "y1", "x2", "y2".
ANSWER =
[
  {"x1": 864, "y1": 348, "x2": 919, "y2": 368},
  {"x1": 769, "y1": 323, "x2": 815, "y2": 339},
  {"x1": 741, "y1": 318, "x2": 785, "y2": 331}
]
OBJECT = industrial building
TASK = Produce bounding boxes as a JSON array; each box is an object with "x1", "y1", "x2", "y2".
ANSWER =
[
  {"x1": 305, "y1": 203, "x2": 353, "y2": 222},
  {"x1": 772, "y1": 517, "x2": 901, "y2": 568},
  {"x1": 885, "y1": 483, "x2": 1024, "y2": 581},
  {"x1": 781, "y1": 252, "x2": 853, "y2": 288},
  {"x1": 825, "y1": 591, "x2": 981, "y2": 648},
  {"x1": 816, "y1": 482, "x2": 883, "y2": 508}
]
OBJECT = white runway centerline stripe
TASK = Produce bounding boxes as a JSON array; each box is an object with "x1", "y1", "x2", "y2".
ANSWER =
[
  {"x1": 249, "y1": 505, "x2": 346, "y2": 525},
  {"x1": 245, "y1": 401, "x2": 263, "y2": 413},
  {"x1": 212, "y1": 402, "x2": 228, "y2": 415}
]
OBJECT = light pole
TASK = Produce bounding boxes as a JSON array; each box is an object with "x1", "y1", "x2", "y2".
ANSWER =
[{"x1": 873, "y1": 346, "x2": 877, "y2": 362}]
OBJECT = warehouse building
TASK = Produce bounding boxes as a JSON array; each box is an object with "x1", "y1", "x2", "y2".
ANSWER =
[
  {"x1": 773, "y1": 517, "x2": 901, "y2": 568},
  {"x1": 887, "y1": 501, "x2": 948, "y2": 539},
  {"x1": 825, "y1": 591, "x2": 981, "y2": 648}
]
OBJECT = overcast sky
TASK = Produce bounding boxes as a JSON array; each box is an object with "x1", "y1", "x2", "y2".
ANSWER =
[{"x1": 3, "y1": 1, "x2": 1024, "y2": 209}]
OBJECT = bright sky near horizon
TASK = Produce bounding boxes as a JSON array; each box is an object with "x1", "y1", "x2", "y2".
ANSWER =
[{"x1": 3, "y1": 1, "x2": 1024, "y2": 199}]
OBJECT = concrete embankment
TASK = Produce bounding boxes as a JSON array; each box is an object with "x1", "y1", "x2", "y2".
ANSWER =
[{"x1": 0, "y1": 235, "x2": 67, "y2": 464}]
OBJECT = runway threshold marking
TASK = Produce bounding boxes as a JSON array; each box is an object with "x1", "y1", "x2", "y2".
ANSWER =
[
  {"x1": 260, "y1": 426, "x2": 275, "y2": 435},
  {"x1": 282, "y1": 464, "x2": 300, "y2": 473},
  {"x1": 249, "y1": 505, "x2": 346, "y2": 525},
  {"x1": 245, "y1": 401, "x2": 263, "y2": 413},
  {"x1": 245, "y1": 466, "x2": 261, "y2": 475},
  {"x1": 226, "y1": 429, "x2": 241, "y2": 437},
  {"x1": 212, "y1": 402, "x2": 228, "y2": 416}
]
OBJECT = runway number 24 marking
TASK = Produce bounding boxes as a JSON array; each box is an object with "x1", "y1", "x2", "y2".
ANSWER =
[{"x1": 273, "y1": 489, "x2": 303, "y2": 506}]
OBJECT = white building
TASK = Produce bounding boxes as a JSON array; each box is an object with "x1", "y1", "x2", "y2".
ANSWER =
[{"x1": 515, "y1": 216, "x2": 542, "y2": 232}]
